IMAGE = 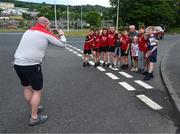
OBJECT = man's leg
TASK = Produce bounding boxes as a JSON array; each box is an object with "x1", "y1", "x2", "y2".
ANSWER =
[
  {"x1": 30, "y1": 90, "x2": 42, "y2": 119},
  {"x1": 24, "y1": 86, "x2": 33, "y2": 105}
]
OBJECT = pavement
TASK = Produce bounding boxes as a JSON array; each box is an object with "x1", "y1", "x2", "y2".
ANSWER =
[
  {"x1": 0, "y1": 33, "x2": 180, "y2": 133},
  {"x1": 160, "y1": 35, "x2": 180, "y2": 117}
]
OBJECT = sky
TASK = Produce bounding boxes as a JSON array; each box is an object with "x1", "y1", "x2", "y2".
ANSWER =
[{"x1": 17, "y1": 0, "x2": 111, "y2": 7}]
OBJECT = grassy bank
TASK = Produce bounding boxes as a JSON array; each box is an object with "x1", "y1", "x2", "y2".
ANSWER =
[
  {"x1": 0, "y1": 29, "x2": 88, "y2": 36},
  {"x1": 0, "y1": 27, "x2": 179, "y2": 36}
]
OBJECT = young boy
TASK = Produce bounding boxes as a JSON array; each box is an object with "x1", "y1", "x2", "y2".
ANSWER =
[
  {"x1": 113, "y1": 32, "x2": 121, "y2": 68},
  {"x1": 144, "y1": 26, "x2": 158, "y2": 80},
  {"x1": 107, "y1": 27, "x2": 116, "y2": 67},
  {"x1": 83, "y1": 28, "x2": 94, "y2": 67},
  {"x1": 120, "y1": 30, "x2": 130, "y2": 69},
  {"x1": 131, "y1": 36, "x2": 139, "y2": 72},
  {"x1": 99, "y1": 28, "x2": 108, "y2": 67},
  {"x1": 93, "y1": 28, "x2": 101, "y2": 67},
  {"x1": 138, "y1": 26, "x2": 148, "y2": 73}
]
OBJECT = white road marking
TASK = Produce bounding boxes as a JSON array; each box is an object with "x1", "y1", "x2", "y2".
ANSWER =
[
  {"x1": 136, "y1": 94, "x2": 163, "y2": 110},
  {"x1": 118, "y1": 82, "x2": 136, "y2": 91},
  {"x1": 77, "y1": 48, "x2": 81, "y2": 51},
  {"x1": 119, "y1": 72, "x2": 133, "y2": 78},
  {"x1": 105, "y1": 73, "x2": 119, "y2": 80},
  {"x1": 68, "y1": 49, "x2": 73, "y2": 52},
  {"x1": 109, "y1": 66, "x2": 119, "y2": 71},
  {"x1": 89, "y1": 61, "x2": 95, "y2": 66},
  {"x1": 97, "y1": 66, "x2": 106, "y2": 72},
  {"x1": 73, "y1": 51, "x2": 78, "y2": 54},
  {"x1": 135, "y1": 80, "x2": 153, "y2": 89},
  {"x1": 77, "y1": 54, "x2": 83, "y2": 57}
]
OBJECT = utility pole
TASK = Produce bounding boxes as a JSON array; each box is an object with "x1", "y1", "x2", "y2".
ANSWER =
[
  {"x1": 54, "y1": 0, "x2": 57, "y2": 29},
  {"x1": 67, "y1": 0, "x2": 70, "y2": 32},
  {"x1": 116, "y1": 0, "x2": 120, "y2": 31},
  {"x1": 81, "y1": 1, "x2": 83, "y2": 30}
]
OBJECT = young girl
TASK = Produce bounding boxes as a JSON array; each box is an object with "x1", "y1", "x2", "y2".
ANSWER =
[
  {"x1": 113, "y1": 32, "x2": 121, "y2": 68},
  {"x1": 131, "y1": 36, "x2": 139, "y2": 72},
  {"x1": 99, "y1": 28, "x2": 108, "y2": 67},
  {"x1": 93, "y1": 28, "x2": 101, "y2": 67},
  {"x1": 120, "y1": 30, "x2": 130, "y2": 69},
  {"x1": 107, "y1": 27, "x2": 116, "y2": 67},
  {"x1": 144, "y1": 26, "x2": 158, "y2": 80},
  {"x1": 83, "y1": 28, "x2": 94, "y2": 67}
]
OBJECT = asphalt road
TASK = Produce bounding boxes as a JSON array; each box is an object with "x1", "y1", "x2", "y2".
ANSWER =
[{"x1": 0, "y1": 33, "x2": 180, "y2": 133}]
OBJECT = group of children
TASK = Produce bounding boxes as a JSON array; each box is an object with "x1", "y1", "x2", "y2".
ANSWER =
[{"x1": 83, "y1": 26, "x2": 158, "y2": 81}]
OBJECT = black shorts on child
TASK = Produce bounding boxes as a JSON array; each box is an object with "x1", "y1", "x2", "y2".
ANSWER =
[{"x1": 84, "y1": 49, "x2": 91, "y2": 54}]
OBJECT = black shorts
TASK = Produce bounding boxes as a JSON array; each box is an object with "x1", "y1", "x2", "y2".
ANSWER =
[
  {"x1": 107, "y1": 46, "x2": 115, "y2": 52},
  {"x1": 100, "y1": 47, "x2": 107, "y2": 53},
  {"x1": 14, "y1": 64, "x2": 43, "y2": 91},
  {"x1": 150, "y1": 55, "x2": 157, "y2": 62},
  {"x1": 92, "y1": 48, "x2": 99, "y2": 52},
  {"x1": 84, "y1": 49, "x2": 91, "y2": 54},
  {"x1": 121, "y1": 49, "x2": 129, "y2": 56}
]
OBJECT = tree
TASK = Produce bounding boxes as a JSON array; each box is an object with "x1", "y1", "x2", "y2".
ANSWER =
[
  {"x1": 86, "y1": 11, "x2": 101, "y2": 27},
  {"x1": 109, "y1": 0, "x2": 178, "y2": 27}
]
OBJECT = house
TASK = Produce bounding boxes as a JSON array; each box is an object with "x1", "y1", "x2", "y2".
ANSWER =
[{"x1": 0, "y1": 2, "x2": 14, "y2": 10}]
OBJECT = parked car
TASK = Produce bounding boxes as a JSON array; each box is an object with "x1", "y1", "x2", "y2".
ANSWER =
[{"x1": 146, "y1": 26, "x2": 165, "y2": 40}]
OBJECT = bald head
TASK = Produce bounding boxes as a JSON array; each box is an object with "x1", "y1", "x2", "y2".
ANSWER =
[{"x1": 38, "y1": 17, "x2": 50, "y2": 26}]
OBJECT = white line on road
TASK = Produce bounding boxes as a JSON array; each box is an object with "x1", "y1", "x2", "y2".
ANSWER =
[
  {"x1": 109, "y1": 66, "x2": 119, "y2": 71},
  {"x1": 136, "y1": 94, "x2": 163, "y2": 110},
  {"x1": 119, "y1": 72, "x2": 133, "y2": 78},
  {"x1": 105, "y1": 73, "x2": 119, "y2": 80},
  {"x1": 68, "y1": 49, "x2": 73, "y2": 52},
  {"x1": 72, "y1": 51, "x2": 78, "y2": 54},
  {"x1": 77, "y1": 54, "x2": 83, "y2": 57},
  {"x1": 135, "y1": 80, "x2": 153, "y2": 89},
  {"x1": 97, "y1": 66, "x2": 106, "y2": 72},
  {"x1": 118, "y1": 82, "x2": 136, "y2": 91}
]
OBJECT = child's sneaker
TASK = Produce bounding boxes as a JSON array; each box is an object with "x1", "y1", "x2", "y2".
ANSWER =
[
  {"x1": 94, "y1": 62, "x2": 97, "y2": 68},
  {"x1": 87, "y1": 62, "x2": 90, "y2": 67},
  {"x1": 107, "y1": 63, "x2": 110, "y2": 67},
  {"x1": 103, "y1": 62, "x2": 106, "y2": 67},
  {"x1": 83, "y1": 62, "x2": 86, "y2": 67},
  {"x1": 130, "y1": 68, "x2": 135, "y2": 72},
  {"x1": 135, "y1": 68, "x2": 138, "y2": 72}
]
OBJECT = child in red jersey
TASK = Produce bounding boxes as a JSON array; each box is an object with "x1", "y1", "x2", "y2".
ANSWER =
[
  {"x1": 99, "y1": 28, "x2": 108, "y2": 67},
  {"x1": 93, "y1": 28, "x2": 101, "y2": 67},
  {"x1": 138, "y1": 26, "x2": 148, "y2": 73},
  {"x1": 120, "y1": 30, "x2": 130, "y2": 69},
  {"x1": 107, "y1": 27, "x2": 117, "y2": 67},
  {"x1": 83, "y1": 28, "x2": 94, "y2": 67}
]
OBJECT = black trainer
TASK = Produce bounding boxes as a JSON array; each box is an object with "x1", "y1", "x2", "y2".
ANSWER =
[
  {"x1": 144, "y1": 73, "x2": 153, "y2": 81},
  {"x1": 94, "y1": 62, "x2": 97, "y2": 68},
  {"x1": 97, "y1": 62, "x2": 100, "y2": 66},
  {"x1": 107, "y1": 63, "x2": 110, "y2": 67},
  {"x1": 87, "y1": 62, "x2": 90, "y2": 67},
  {"x1": 83, "y1": 62, "x2": 86, "y2": 67},
  {"x1": 29, "y1": 115, "x2": 48, "y2": 126},
  {"x1": 112, "y1": 63, "x2": 114, "y2": 68},
  {"x1": 103, "y1": 62, "x2": 106, "y2": 67}
]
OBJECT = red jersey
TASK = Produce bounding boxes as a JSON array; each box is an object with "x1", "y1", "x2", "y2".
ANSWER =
[
  {"x1": 100, "y1": 34, "x2": 108, "y2": 47},
  {"x1": 107, "y1": 32, "x2": 116, "y2": 47},
  {"x1": 139, "y1": 33, "x2": 148, "y2": 52},
  {"x1": 121, "y1": 35, "x2": 130, "y2": 50},
  {"x1": 94, "y1": 34, "x2": 101, "y2": 49},
  {"x1": 84, "y1": 35, "x2": 94, "y2": 50}
]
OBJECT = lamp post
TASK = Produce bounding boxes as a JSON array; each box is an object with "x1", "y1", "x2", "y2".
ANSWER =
[
  {"x1": 54, "y1": 0, "x2": 57, "y2": 29},
  {"x1": 67, "y1": 0, "x2": 70, "y2": 32},
  {"x1": 81, "y1": 1, "x2": 83, "y2": 30},
  {"x1": 116, "y1": 0, "x2": 120, "y2": 31}
]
